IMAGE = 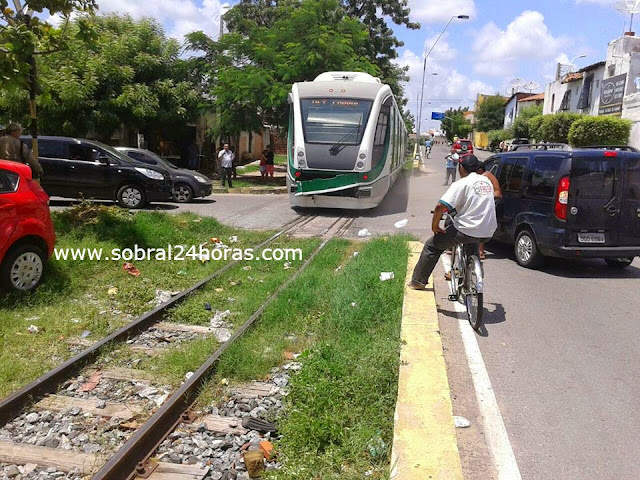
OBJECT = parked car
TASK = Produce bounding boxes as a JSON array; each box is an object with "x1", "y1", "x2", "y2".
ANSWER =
[
  {"x1": 23, "y1": 136, "x2": 173, "y2": 209},
  {"x1": 452, "y1": 139, "x2": 474, "y2": 156},
  {"x1": 509, "y1": 138, "x2": 529, "y2": 151},
  {"x1": 0, "y1": 160, "x2": 55, "y2": 291},
  {"x1": 483, "y1": 146, "x2": 640, "y2": 268},
  {"x1": 116, "y1": 147, "x2": 213, "y2": 203}
]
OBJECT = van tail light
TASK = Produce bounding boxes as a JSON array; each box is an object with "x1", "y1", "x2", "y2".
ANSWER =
[
  {"x1": 604, "y1": 151, "x2": 618, "y2": 157},
  {"x1": 555, "y1": 176, "x2": 570, "y2": 220}
]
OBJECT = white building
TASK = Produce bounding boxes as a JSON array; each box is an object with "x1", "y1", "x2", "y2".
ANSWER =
[
  {"x1": 503, "y1": 92, "x2": 533, "y2": 129},
  {"x1": 543, "y1": 61, "x2": 606, "y2": 116}
]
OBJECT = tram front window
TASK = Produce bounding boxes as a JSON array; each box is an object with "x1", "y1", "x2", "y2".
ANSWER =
[{"x1": 301, "y1": 99, "x2": 372, "y2": 144}]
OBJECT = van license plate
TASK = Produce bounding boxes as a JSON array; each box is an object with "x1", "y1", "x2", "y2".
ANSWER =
[{"x1": 578, "y1": 233, "x2": 605, "y2": 244}]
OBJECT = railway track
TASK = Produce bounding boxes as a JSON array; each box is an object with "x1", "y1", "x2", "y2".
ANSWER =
[{"x1": 0, "y1": 214, "x2": 354, "y2": 480}]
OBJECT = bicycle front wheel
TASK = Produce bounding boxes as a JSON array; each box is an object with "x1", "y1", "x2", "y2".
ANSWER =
[{"x1": 464, "y1": 255, "x2": 484, "y2": 331}]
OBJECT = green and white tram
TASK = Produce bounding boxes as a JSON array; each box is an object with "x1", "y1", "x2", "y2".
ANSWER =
[{"x1": 287, "y1": 71, "x2": 408, "y2": 209}]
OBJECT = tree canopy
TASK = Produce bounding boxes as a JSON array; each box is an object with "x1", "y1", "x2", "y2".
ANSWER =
[
  {"x1": 511, "y1": 105, "x2": 543, "y2": 139},
  {"x1": 187, "y1": 0, "x2": 379, "y2": 143},
  {"x1": 475, "y1": 95, "x2": 506, "y2": 132},
  {"x1": 0, "y1": 15, "x2": 201, "y2": 142},
  {"x1": 441, "y1": 107, "x2": 472, "y2": 141},
  {"x1": 0, "y1": 0, "x2": 97, "y2": 89}
]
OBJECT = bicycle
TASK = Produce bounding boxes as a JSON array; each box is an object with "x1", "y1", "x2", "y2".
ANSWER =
[{"x1": 436, "y1": 211, "x2": 485, "y2": 331}]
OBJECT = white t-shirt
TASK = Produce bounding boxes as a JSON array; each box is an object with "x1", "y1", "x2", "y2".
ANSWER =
[
  {"x1": 218, "y1": 150, "x2": 234, "y2": 168},
  {"x1": 440, "y1": 172, "x2": 498, "y2": 239}
]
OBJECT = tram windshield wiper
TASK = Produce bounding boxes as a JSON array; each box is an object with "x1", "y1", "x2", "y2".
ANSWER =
[{"x1": 329, "y1": 125, "x2": 362, "y2": 156}]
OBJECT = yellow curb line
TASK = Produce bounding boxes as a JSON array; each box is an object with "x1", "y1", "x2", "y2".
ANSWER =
[{"x1": 390, "y1": 241, "x2": 463, "y2": 480}]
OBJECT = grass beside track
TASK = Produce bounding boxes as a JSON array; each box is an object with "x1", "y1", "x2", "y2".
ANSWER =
[
  {"x1": 0, "y1": 204, "x2": 273, "y2": 398},
  {"x1": 207, "y1": 236, "x2": 410, "y2": 479}
]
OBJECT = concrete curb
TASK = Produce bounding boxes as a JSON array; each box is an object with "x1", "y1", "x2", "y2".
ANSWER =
[{"x1": 390, "y1": 241, "x2": 463, "y2": 480}]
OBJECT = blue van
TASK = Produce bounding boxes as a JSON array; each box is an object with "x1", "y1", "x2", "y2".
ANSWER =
[{"x1": 483, "y1": 145, "x2": 640, "y2": 268}]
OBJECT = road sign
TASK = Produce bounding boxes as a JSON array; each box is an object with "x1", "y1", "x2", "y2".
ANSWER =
[{"x1": 431, "y1": 112, "x2": 446, "y2": 120}]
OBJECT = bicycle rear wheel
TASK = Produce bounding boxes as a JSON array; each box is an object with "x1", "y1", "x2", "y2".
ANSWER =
[
  {"x1": 449, "y1": 245, "x2": 463, "y2": 300},
  {"x1": 464, "y1": 255, "x2": 483, "y2": 331}
]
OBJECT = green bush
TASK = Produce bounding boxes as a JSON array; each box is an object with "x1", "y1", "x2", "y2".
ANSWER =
[
  {"x1": 539, "y1": 113, "x2": 583, "y2": 143},
  {"x1": 568, "y1": 116, "x2": 632, "y2": 147},
  {"x1": 487, "y1": 129, "x2": 512, "y2": 150},
  {"x1": 512, "y1": 105, "x2": 543, "y2": 139},
  {"x1": 528, "y1": 115, "x2": 544, "y2": 141}
]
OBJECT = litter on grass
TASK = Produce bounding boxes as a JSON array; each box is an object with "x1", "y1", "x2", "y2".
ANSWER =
[
  {"x1": 379, "y1": 272, "x2": 395, "y2": 281},
  {"x1": 353, "y1": 251, "x2": 359, "y2": 257},
  {"x1": 80, "y1": 330, "x2": 91, "y2": 338},
  {"x1": 107, "y1": 287, "x2": 118, "y2": 296},
  {"x1": 358, "y1": 228, "x2": 372, "y2": 237},
  {"x1": 27, "y1": 325, "x2": 39, "y2": 334},
  {"x1": 394, "y1": 219, "x2": 408, "y2": 229},
  {"x1": 229, "y1": 236, "x2": 239, "y2": 243},
  {"x1": 123, "y1": 262, "x2": 141, "y2": 277},
  {"x1": 284, "y1": 262, "x2": 292, "y2": 270}
]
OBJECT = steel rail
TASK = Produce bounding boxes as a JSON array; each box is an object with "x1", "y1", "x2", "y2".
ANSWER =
[
  {"x1": 92, "y1": 218, "x2": 349, "y2": 480},
  {"x1": 0, "y1": 215, "x2": 311, "y2": 425}
]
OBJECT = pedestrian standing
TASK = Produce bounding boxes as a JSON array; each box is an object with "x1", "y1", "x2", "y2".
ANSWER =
[
  {"x1": 265, "y1": 145, "x2": 275, "y2": 182},
  {"x1": 0, "y1": 123, "x2": 43, "y2": 180},
  {"x1": 218, "y1": 143, "x2": 234, "y2": 188},
  {"x1": 444, "y1": 153, "x2": 458, "y2": 186},
  {"x1": 259, "y1": 149, "x2": 268, "y2": 182}
]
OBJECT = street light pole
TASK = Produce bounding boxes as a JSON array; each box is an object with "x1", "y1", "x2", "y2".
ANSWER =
[
  {"x1": 567, "y1": 54, "x2": 587, "y2": 72},
  {"x1": 413, "y1": 75, "x2": 436, "y2": 159},
  {"x1": 416, "y1": 14, "x2": 469, "y2": 161}
]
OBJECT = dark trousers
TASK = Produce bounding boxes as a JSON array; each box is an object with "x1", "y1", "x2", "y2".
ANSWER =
[
  {"x1": 412, "y1": 223, "x2": 491, "y2": 286},
  {"x1": 221, "y1": 167, "x2": 233, "y2": 187}
]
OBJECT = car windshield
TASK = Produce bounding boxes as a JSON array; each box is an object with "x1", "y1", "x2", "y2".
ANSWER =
[
  {"x1": 86, "y1": 141, "x2": 136, "y2": 163},
  {"x1": 301, "y1": 98, "x2": 372, "y2": 144},
  {"x1": 139, "y1": 150, "x2": 178, "y2": 169}
]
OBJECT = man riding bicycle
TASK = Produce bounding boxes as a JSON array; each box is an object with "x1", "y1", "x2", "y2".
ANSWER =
[{"x1": 408, "y1": 155, "x2": 498, "y2": 290}]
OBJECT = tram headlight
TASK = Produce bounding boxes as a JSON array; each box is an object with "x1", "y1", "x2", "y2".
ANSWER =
[
  {"x1": 358, "y1": 153, "x2": 367, "y2": 160},
  {"x1": 356, "y1": 161, "x2": 365, "y2": 169},
  {"x1": 297, "y1": 150, "x2": 305, "y2": 157},
  {"x1": 298, "y1": 159, "x2": 306, "y2": 168}
]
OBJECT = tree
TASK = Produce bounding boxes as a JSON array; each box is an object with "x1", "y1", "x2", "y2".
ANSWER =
[
  {"x1": 475, "y1": 95, "x2": 506, "y2": 132},
  {"x1": 0, "y1": 15, "x2": 201, "y2": 145},
  {"x1": 0, "y1": 0, "x2": 97, "y2": 155},
  {"x1": 223, "y1": 0, "x2": 419, "y2": 127},
  {"x1": 511, "y1": 105, "x2": 543, "y2": 139},
  {"x1": 441, "y1": 107, "x2": 472, "y2": 141},
  {"x1": 568, "y1": 116, "x2": 631, "y2": 147},
  {"x1": 187, "y1": 0, "x2": 378, "y2": 146},
  {"x1": 487, "y1": 129, "x2": 512, "y2": 149}
]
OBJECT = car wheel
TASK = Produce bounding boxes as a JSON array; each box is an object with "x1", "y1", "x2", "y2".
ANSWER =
[
  {"x1": 174, "y1": 183, "x2": 194, "y2": 203},
  {"x1": 0, "y1": 244, "x2": 46, "y2": 291},
  {"x1": 604, "y1": 257, "x2": 634, "y2": 268},
  {"x1": 117, "y1": 185, "x2": 146, "y2": 209},
  {"x1": 515, "y1": 229, "x2": 543, "y2": 269}
]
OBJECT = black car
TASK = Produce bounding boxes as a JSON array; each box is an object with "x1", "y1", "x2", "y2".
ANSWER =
[
  {"x1": 116, "y1": 147, "x2": 213, "y2": 203},
  {"x1": 483, "y1": 145, "x2": 640, "y2": 268},
  {"x1": 24, "y1": 136, "x2": 173, "y2": 209}
]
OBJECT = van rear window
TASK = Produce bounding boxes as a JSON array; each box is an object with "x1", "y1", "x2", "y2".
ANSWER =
[
  {"x1": 571, "y1": 157, "x2": 616, "y2": 199},
  {"x1": 527, "y1": 156, "x2": 563, "y2": 198}
]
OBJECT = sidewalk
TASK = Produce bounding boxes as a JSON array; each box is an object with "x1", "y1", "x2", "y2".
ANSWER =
[
  {"x1": 212, "y1": 160, "x2": 288, "y2": 194},
  {"x1": 390, "y1": 241, "x2": 463, "y2": 480}
]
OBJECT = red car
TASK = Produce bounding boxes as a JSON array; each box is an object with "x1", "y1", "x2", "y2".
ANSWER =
[
  {"x1": 0, "y1": 160, "x2": 55, "y2": 291},
  {"x1": 452, "y1": 139, "x2": 474, "y2": 156}
]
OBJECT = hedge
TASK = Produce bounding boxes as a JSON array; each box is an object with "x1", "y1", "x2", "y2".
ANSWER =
[
  {"x1": 539, "y1": 113, "x2": 583, "y2": 143},
  {"x1": 528, "y1": 115, "x2": 544, "y2": 141},
  {"x1": 568, "y1": 116, "x2": 632, "y2": 147}
]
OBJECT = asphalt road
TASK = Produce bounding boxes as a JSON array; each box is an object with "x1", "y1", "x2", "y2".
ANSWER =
[{"x1": 51, "y1": 144, "x2": 640, "y2": 479}]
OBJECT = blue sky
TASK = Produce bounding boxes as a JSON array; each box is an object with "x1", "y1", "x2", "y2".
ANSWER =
[{"x1": 79, "y1": 0, "x2": 635, "y2": 130}]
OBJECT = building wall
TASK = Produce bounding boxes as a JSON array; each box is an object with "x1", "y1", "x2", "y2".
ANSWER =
[
  {"x1": 542, "y1": 67, "x2": 604, "y2": 116},
  {"x1": 504, "y1": 96, "x2": 519, "y2": 129}
]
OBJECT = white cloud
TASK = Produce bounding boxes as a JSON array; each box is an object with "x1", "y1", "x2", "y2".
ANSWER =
[
  {"x1": 472, "y1": 10, "x2": 570, "y2": 77},
  {"x1": 408, "y1": 0, "x2": 476, "y2": 23},
  {"x1": 93, "y1": 0, "x2": 229, "y2": 40},
  {"x1": 395, "y1": 48, "x2": 495, "y2": 129}
]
